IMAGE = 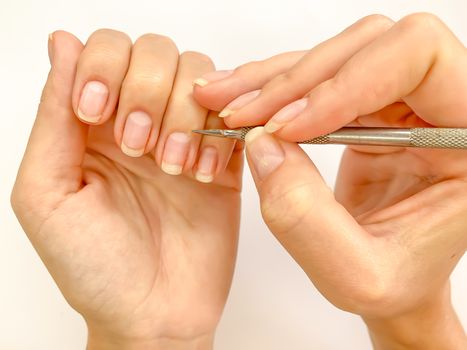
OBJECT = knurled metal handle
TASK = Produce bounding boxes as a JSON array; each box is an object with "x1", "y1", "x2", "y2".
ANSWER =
[
  {"x1": 235, "y1": 127, "x2": 467, "y2": 149},
  {"x1": 410, "y1": 128, "x2": 467, "y2": 149}
]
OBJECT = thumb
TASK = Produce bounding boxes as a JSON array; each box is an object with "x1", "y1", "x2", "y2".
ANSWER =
[
  {"x1": 12, "y1": 31, "x2": 86, "y2": 231},
  {"x1": 245, "y1": 127, "x2": 380, "y2": 308}
]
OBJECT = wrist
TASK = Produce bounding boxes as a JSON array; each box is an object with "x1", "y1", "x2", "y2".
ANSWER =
[
  {"x1": 363, "y1": 287, "x2": 466, "y2": 350},
  {"x1": 86, "y1": 327, "x2": 214, "y2": 350}
]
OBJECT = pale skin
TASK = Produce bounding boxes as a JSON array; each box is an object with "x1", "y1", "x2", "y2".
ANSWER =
[
  {"x1": 11, "y1": 30, "x2": 243, "y2": 349},
  {"x1": 10, "y1": 13, "x2": 467, "y2": 350},
  {"x1": 192, "y1": 13, "x2": 467, "y2": 350}
]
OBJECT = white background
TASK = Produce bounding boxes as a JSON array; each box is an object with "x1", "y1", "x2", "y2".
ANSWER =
[{"x1": 1, "y1": 0, "x2": 466, "y2": 349}]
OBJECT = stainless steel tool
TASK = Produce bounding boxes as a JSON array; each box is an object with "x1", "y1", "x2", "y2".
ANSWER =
[{"x1": 193, "y1": 127, "x2": 467, "y2": 149}]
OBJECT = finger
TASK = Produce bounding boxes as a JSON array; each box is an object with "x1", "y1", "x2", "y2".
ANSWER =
[
  {"x1": 114, "y1": 34, "x2": 179, "y2": 157},
  {"x1": 269, "y1": 13, "x2": 467, "y2": 141},
  {"x1": 154, "y1": 51, "x2": 213, "y2": 175},
  {"x1": 222, "y1": 14, "x2": 395, "y2": 128},
  {"x1": 11, "y1": 31, "x2": 86, "y2": 233},
  {"x1": 352, "y1": 103, "x2": 430, "y2": 128},
  {"x1": 72, "y1": 29, "x2": 132, "y2": 124},
  {"x1": 192, "y1": 50, "x2": 307, "y2": 111},
  {"x1": 194, "y1": 110, "x2": 236, "y2": 183},
  {"x1": 244, "y1": 127, "x2": 382, "y2": 310},
  {"x1": 346, "y1": 103, "x2": 431, "y2": 154}
]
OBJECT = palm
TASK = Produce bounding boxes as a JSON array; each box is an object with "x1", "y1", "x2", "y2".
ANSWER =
[
  {"x1": 335, "y1": 147, "x2": 450, "y2": 219},
  {"x1": 37, "y1": 121, "x2": 243, "y2": 338},
  {"x1": 333, "y1": 109, "x2": 467, "y2": 309},
  {"x1": 335, "y1": 104, "x2": 467, "y2": 221}
]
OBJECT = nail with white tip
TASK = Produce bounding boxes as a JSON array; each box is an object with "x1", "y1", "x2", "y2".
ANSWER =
[
  {"x1": 161, "y1": 132, "x2": 191, "y2": 176},
  {"x1": 77, "y1": 81, "x2": 108, "y2": 123},
  {"x1": 218, "y1": 89, "x2": 261, "y2": 118},
  {"x1": 264, "y1": 98, "x2": 308, "y2": 133},
  {"x1": 121, "y1": 111, "x2": 152, "y2": 157},
  {"x1": 195, "y1": 147, "x2": 218, "y2": 183},
  {"x1": 193, "y1": 70, "x2": 234, "y2": 88}
]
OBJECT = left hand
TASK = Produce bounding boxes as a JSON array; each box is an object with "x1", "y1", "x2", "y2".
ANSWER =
[{"x1": 12, "y1": 30, "x2": 242, "y2": 349}]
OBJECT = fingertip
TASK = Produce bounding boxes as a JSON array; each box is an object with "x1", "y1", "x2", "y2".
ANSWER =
[
  {"x1": 218, "y1": 108, "x2": 233, "y2": 118},
  {"x1": 264, "y1": 121, "x2": 283, "y2": 134},
  {"x1": 192, "y1": 70, "x2": 234, "y2": 99},
  {"x1": 192, "y1": 82, "x2": 235, "y2": 111},
  {"x1": 43, "y1": 31, "x2": 84, "y2": 104},
  {"x1": 194, "y1": 70, "x2": 234, "y2": 85},
  {"x1": 50, "y1": 30, "x2": 84, "y2": 56},
  {"x1": 244, "y1": 126, "x2": 287, "y2": 183},
  {"x1": 222, "y1": 116, "x2": 242, "y2": 129},
  {"x1": 193, "y1": 78, "x2": 209, "y2": 87},
  {"x1": 244, "y1": 126, "x2": 266, "y2": 145},
  {"x1": 48, "y1": 31, "x2": 84, "y2": 81},
  {"x1": 192, "y1": 70, "x2": 259, "y2": 111},
  {"x1": 268, "y1": 81, "x2": 353, "y2": 142},
  {"x1": 48, "y1": 33, "x2": 54, "y2": 65},
  {"x1": 218, "y1": 89, "x2": 262, "y2": 119},
  {"x1": 76, "y1": 80, "x2": 109, "y2": 124}
]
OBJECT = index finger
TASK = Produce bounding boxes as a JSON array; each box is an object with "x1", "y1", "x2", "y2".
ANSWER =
[{"x1": 268, "y1": 13, "x2": 467, "y2": 141}]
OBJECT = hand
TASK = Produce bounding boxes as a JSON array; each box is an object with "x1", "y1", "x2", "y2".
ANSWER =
[
  {"x1": 193, "y1": 14, "x2": 467, "y2": 349},
  {"x1": 11, "y1": 30, "x2": 243, "y2": 349}
]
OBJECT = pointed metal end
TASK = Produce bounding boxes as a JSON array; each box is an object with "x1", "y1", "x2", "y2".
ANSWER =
[{"x1": 192, "y1": 129, "x2": 225, "y2": 138}]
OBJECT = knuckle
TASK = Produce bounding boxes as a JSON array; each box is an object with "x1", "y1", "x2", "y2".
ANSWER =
[
  {"x1": 354, "y1": 277, "x2": 391, "y2": 310},
  {"x1": 278, "y1": 70, "x2": 297, "y2": 83},
  {"x1": 135, "y1": 33, "x2": 160, "y2": 42},
  {"x1": 260, "y1": 182, "x2": 316, "y2": 235},
  {"x1": 180, "y1": 51, "x2": 213, "y2": 65},
  {"x1": 82, "y1": 47, "x2": 128, "y2": 68},
  {"x1": 398, "y1": 12, "x2": 446, "y2": 40},
  {"x1": 90, "y1": 28, "x2": 132, "y2": 46},
  {"x1": 10, "y1": 183, "x2": 33, "y2": 221},
  {"x1": 135, "y1": 33, "x2": 178, "y2": 53},
  {"x1": 331, "y1": 272, "x2": 390, "y2": 315},
  {"x1": 318, "y1": 78, "x2": 348, "y2": 109},
  {"x1": 356, "y1": 14, "x2": 394, "y2": 31},
  {"x1": 234, "y1": 60, "x2": 261, "y2": 76},
  {"x1": 82, "y1": 32, "x2": 131, "y2": 69},
  {"x1": 122, "y1": 73, "x2": 169, "y2": 99},
  {"x1": 10, "y1": 186, "x2": 22, "y2": 216},
  {"x1": 260, "y1": 72, "x2": 295, "y2": 94}
]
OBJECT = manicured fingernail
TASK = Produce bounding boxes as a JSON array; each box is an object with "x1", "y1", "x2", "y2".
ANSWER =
[
  {"x1": 78, "y1": 81, "x2": 109, "y2": 123},
  {"x1": 48, "y1": 33, "x2": 54, "y2": 65},
  {"x1": 161, "y1": 132, "x2": 191, "y2": 175},
  {"x1": 264, "y1": 98, "x2": 308, "y2": 133},
  {"x1": 218, "y1": 89, "x2": 261, "y2": 118},
  {"x1": 192, "y1": 78, "x2": 209, "y2": 87},
  {"x1": 121, "y1": 111, "x2": 152, "y2": 157},
  {"x1": 245, "y1": 127, "x2": 285, "y2": 180},
  {"x1": 195, "y1": 147, "x2": 218, "y2": 183},
  {"x1": 193, "y1": 70, "x2": 234, "y2": 87}
]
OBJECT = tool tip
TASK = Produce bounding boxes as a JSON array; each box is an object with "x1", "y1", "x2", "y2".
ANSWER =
[{"x1": 192, "y1": 129, "x2": 224, "y2": 137}]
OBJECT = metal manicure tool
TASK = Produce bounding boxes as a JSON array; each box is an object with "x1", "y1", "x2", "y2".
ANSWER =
[{"x1": 192, "y1": 127, "x2": 467, "y2": 149}]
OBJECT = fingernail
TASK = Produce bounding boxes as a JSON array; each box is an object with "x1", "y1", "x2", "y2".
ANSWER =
[
  {"x1": 48, "y1": 33, "x2": 54, "y2": 65},
  {"x1": 161, "y1": 132, "x2": 191, "y2": 175},
  {"x1": 218, "y1": 89, "x2": 261, "y2": 118},
  {"x1": 78, "y1": 81, "x2": 109, "y2": 123},
  {"x1": 245, "y1": 127, "x2": 285, "y2": 180},
  {"x1": 121, "y1": 111, "x2": 152, "y2": 157},
  {"x1": 193, "y1": 70, "x2": 234, "y2": 87},
  {"x1": 195, "y1": 147, "x2": 218, "y2": 183},
  {"x1": 264, "y1": 98, "x2": 308, "y2": 133}
]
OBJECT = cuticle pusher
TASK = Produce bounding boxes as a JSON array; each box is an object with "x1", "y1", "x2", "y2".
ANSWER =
[{"x1": 192, "y1": 127, "x2": 467, "y2": 149}]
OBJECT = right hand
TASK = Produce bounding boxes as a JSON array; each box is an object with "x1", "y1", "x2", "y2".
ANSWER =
[{"x1": 193, "y1": 13, "x2": 467, "y2": 349}]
